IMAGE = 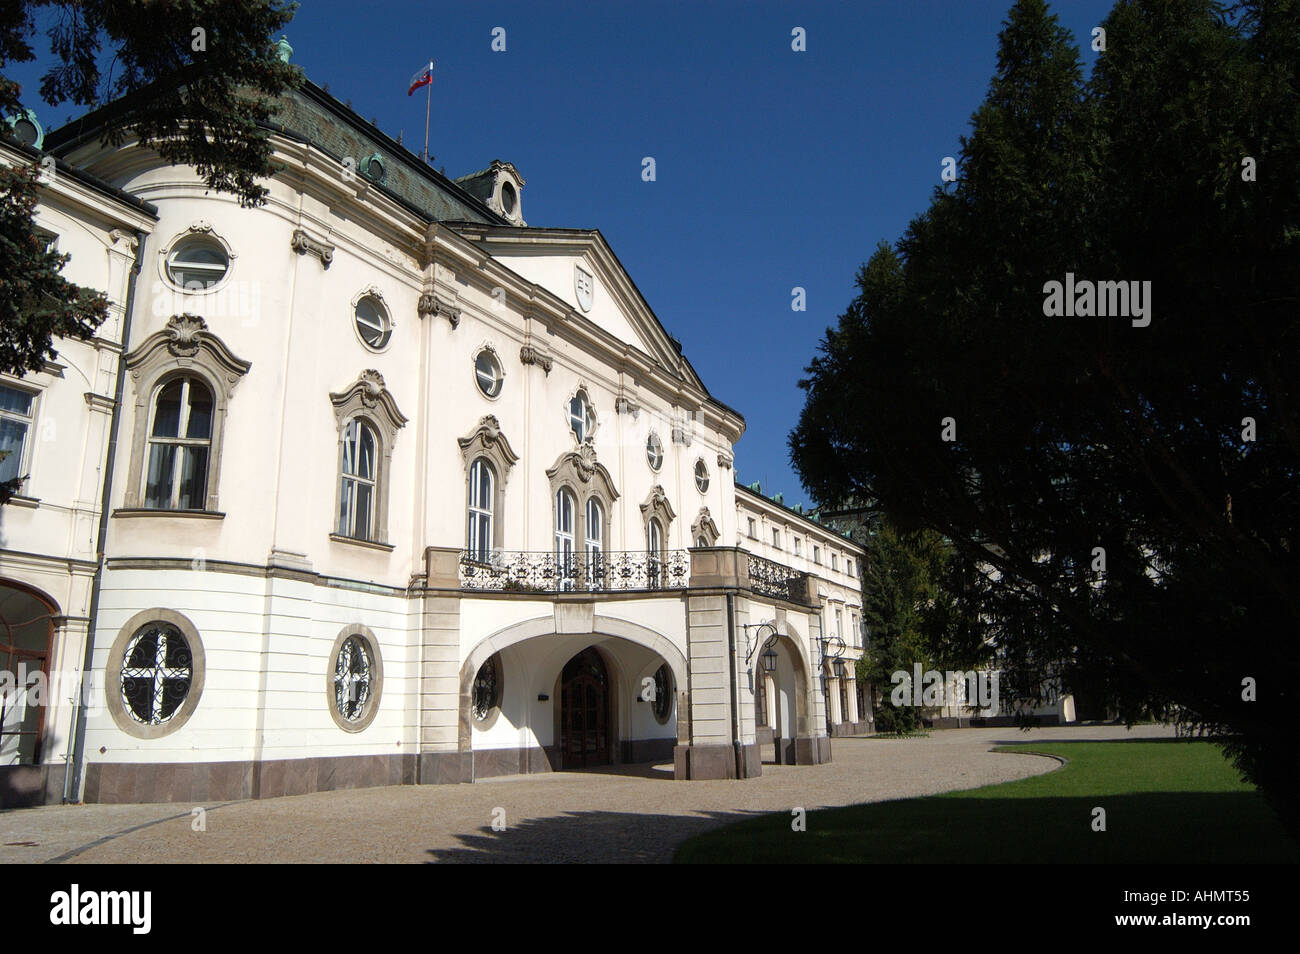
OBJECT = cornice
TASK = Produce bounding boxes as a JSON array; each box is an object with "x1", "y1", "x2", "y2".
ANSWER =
[{"x1": 427, "y1": 224, "x2": 745, "y2": 443}]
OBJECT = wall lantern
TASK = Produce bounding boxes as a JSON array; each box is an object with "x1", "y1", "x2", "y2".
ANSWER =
[
  {"x1": 743, "y1": 620, "x2": 780, "y2": 665},
  {"x1": 761, "y1": 648, "x2": 779, "y2": 674}
]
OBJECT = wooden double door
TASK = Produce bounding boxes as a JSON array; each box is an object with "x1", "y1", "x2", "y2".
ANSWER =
[{"x1": 560, "y1": 648, "x2": 611, "y2": 768}]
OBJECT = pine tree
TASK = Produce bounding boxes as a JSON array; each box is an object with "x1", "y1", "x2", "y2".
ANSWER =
[
  {"x1": 0, "y1": 1, "x2": 299, "y2": 387},
  {"x1": 792, "y1": 0, "x2": 1300, "y2": 834}
]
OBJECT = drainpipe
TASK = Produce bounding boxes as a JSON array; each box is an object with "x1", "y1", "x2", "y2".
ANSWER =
[
  {"x1": 725, "y1": 592, "x2": 742, "y2": 778},
  {"x1": 65, "y1": 228, "x2": 146, "y2": 803}
]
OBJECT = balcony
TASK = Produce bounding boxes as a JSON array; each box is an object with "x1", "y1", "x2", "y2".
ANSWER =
[
  {"x1": 459, "y1": 549, "x2": 691, "y2": 593},
  {"x1": 746, "y1": 553, "x2": 809, "y2": 603}
]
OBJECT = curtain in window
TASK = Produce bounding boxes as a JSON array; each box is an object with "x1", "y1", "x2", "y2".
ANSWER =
[
  {"x1": 339, "y1": 419, "x2": 377, "y2": 538},
  {"x1": 467, "y1": 458, "x2": 494, "y2": 561},
  {"x1": 144, "y1": 378, "x2": 212, "y2": 510}
]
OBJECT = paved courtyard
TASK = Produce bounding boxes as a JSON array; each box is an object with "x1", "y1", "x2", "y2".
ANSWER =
[{"x1": 1, "y1": 725, "x2": 1176, "y2": 864}]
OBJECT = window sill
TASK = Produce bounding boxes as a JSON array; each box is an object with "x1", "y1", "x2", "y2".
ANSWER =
[
  {"x1": 329, "y1": 533, "x2": 394, "y2": 552},
  {"x1": 113, "y1": 508, "x2": 225, "y2": 520},
  {"x1": 5, "y1": 494, "x2": 40, "y2": 509}
]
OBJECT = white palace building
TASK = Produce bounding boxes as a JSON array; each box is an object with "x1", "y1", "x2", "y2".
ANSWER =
[{"x1": 0, "y1": 49, "x2": 869, "y2": 807}]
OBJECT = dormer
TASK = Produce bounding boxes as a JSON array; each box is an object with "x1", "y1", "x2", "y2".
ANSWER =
[{"x1": 455, "y1": 160, "x2": 526, "y2": 226}]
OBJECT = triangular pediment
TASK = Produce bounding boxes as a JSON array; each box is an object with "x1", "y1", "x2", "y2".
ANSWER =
[{"x1": 450, "y1": 225, "x2": 700, "y2": 388}]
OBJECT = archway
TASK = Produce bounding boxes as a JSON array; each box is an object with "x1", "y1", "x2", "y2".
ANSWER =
[
  {"x1": 0, "y1": 580, "x2": 58, "y2": 766},
  {"x1": 559, "y1": 647, "x2": 611, "y2": 768},
  {"x1": 757, "y1": 632, "x2": 812, "y2": 765}
]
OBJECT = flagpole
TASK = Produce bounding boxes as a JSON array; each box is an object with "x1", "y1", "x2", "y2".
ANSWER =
[{"x1": 422, "y1": 60, "x2": 432, "y2": 163}]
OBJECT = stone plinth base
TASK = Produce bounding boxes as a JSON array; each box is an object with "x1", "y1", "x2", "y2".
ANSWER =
[{"x1": 673, "y1": 742, "x2": 761, "y2": 780}]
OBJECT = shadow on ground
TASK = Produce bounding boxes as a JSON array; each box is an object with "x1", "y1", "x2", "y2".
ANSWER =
[
  {"x1": 673, "y1": 791, "x2": 1300, "y2": 864},
  {"x1": 426, "y1": 809, "x2": 761, "y2": 863}
]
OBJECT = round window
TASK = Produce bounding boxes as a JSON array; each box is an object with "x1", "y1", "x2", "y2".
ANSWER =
[
  {"x1": 652, "y1": 664, "x2": 674, "y2": 724},
  {"x1": 472, "y1": 655, "x2": 502, "y2": 721},
  {"x1": 326, "y1": 627, "x2": 384, "y2": 732},
  {"x1": 167, "y1": 237, "x2": 229, "y2": 289},
  {"x1": 332, "y1": 634, "x2": 375, "y2": 723},
  {"x1": 501, "y1": 181, "x2": 517, "y2": 216},
  {"x1": 694, "y1": 459, "x2": 710, "y2": 493},
  {"x1": 355, "y1": 295, "x2": 391, "y2": 350},
  {"x1": 646, "y1": 432, "x2": 663, "y2": 471},
  {"x1": 475, "y1": 349, "x2": 503, "y2": 397},
  {"x1": 120, "y1": 622, "x2": 194, "y2": 725}
]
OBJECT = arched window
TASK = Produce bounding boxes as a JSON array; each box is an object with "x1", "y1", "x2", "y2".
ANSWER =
[
  {"x1": 144, "y1": 376, "x2": 213, "y2": 510},
  {"x1": 556, "y1": 488, "x2": 577, "y2": 589},
  {"x1": 647, "y1": 516, "x2": 664, "y2": 586},
  {"x1": 647, "y1": 516, "x2": 663, "y2": 555},
  {"x1": 338, "y1": 418, "x2": 378, "y2": 539},
  {"x1": 467, "y1": 458, "x2": 495, "y2": 562},
  {"x1": 585, "y1": 497, "x2": 604, "y2": 587},
  {"x1": 123, "y1": 315, "x2": 250, "y2": 513}
]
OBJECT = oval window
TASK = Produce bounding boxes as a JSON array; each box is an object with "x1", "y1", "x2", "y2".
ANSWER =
[
  {"x1": 332, "y1": 634, "x2": 375, "y2": 723},
  {"x1": 646, "y1": 432, "x2": 663, "y2": 471},
  {"x1": 652, "y1": 663, "x2": 674, "y2": 724},
  {"x1": 355, "y1": 295, "x2": 391, "y2": 350},
  {"x1": 475, "y1": 349, "x2": 503, "y2": 397},
  {"x1": 694, "y1": 459, "x2": 710, "y2": 493},
  {"x1": 472, "y1": 655, "x2": 502, "y2": 721},
  {"x1": 121, "y1": 622, "x2": 194, "y2": 725},
  {"x1": 167, "y1": 237, "x2": 229, "y2": 289}
]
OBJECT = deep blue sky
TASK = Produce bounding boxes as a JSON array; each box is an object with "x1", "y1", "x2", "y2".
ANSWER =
[{"x1": 16, "y1": 0, "x2": 1117, "y2": 508}]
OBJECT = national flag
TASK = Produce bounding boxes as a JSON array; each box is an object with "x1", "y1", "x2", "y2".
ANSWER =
[{"x1": 408, "y1": 61, "x2": 434, "y2": 96}]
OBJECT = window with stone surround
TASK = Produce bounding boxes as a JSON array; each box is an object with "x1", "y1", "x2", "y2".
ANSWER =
[
  {"x1": 121, "y1": 315, "x2": 251, "y2": 514},
  {"x1": 460, "y1": 416, "x2": 518, "y2": 559},
  {"x1": 327, "y1": 625, "x2": 383, "y2": 732},
  {"x1": 472, "y1": 654, "x2": 502, "y2": 723},
  {"x1": 105, "y1": 609, "x2": 206, "y2": 740},
  {"x1": 329, "y1": 371, "x2": 407, "y2": 547}
]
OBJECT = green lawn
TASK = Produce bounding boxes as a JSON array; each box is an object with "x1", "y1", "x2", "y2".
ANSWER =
[{"x1": 673, "y1": 740, "x2": 1300, "y2": 863}]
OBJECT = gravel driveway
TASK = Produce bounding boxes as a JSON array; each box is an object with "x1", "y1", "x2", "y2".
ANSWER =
[{"x1": 0, "y1": 724, "x2": 1176, "y2": 864}]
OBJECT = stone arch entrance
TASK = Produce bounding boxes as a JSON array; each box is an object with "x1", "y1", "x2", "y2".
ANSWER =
[
  {"x1": 755, "y1": 630, "x2": 814, "y2": 766},
  {"x1": 456, "y1": 614, "x2": 687, "y2": 779},
  {"x1": 0, "y1": 580, "x2": 58, "y2": 766},
  {"x1": 558, "y1": 647, "x2": 611, "y2": 768}
]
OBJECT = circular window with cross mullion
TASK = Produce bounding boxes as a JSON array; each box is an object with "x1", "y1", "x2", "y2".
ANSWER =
[
  {"x1": 327, "y1": 626, "x2": 384, "y2": 732},
  {"x1": 105, "y1": 609, "x2": 206, "y2": 740}
]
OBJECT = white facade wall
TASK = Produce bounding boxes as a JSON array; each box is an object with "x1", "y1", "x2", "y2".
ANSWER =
[{"x1": 0, "y1": 141, "x2": 155, "y2": 794}]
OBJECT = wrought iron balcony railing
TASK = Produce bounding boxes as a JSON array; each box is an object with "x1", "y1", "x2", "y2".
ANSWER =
[
  {"x1": 747, "y1": 553, "x2": 808, "y2": 602},
  {"x1": 460, "y1": 549, "x2": 691, "y2": 593}
]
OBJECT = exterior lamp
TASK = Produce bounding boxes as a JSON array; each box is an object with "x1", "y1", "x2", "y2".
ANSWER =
[
  {"x1": 761, "y1": 647, "x2": 778, "y2": 674},
  {"x1": 833, "y1": 660, "x2": 846, "y2": 679},
  {"x1": 743, "y1": 621, "x2": 780, "y2": 665}
]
